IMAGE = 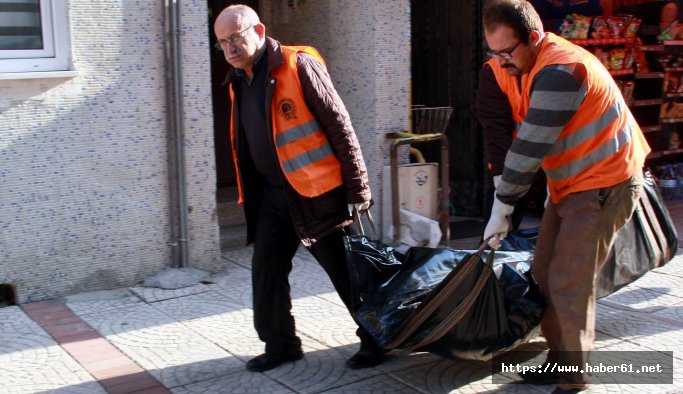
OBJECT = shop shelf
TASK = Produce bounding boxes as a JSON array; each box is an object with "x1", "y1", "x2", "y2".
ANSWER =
[
  {"x1": 629, "y1": 98, "x2": 663, "y2": 106},
  {"x1": 641, "y1": 125, "x2": 663, "y2": 133},
  {"x1": 570, "y1": 37, "x2": 636, "y2": 45}
]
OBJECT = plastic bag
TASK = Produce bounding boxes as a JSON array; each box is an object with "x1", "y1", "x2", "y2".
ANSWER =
[{"x1": 345, "y1": 231, "x2": 544, "y2": 361}]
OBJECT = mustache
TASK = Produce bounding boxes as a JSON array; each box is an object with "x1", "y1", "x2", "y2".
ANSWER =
[{"x1": 501, "y1": 63, "x2": 515, "y2": 68}]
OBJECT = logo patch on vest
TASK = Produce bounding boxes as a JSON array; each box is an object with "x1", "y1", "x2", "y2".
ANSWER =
[{"x1": 278, "y1": 98, "x2": 297, "y2": 121}]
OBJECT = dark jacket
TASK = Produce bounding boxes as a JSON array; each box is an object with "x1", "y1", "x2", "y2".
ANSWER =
[
  {"x1": 475, "y1": 63, "x2": 516, "y2": 177},
  {"x1": 228, "y1": 37, "x2": 371, "y2": 246}
]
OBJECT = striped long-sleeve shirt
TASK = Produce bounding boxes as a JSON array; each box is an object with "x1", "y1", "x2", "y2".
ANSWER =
[{"x1": 496, "y1": 63, "x2": 588, "y2": 206}]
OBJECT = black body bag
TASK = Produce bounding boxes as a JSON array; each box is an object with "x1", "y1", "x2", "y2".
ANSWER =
[
  {"x1": 597, "y1": 172, "x2": 677, "y2": 297},
  {"x1": 344, "y1": 173, "x2": 676, "y2": 360},
  {"x1": 344, "y1": 215, "x2": 544, "y2": 361}
]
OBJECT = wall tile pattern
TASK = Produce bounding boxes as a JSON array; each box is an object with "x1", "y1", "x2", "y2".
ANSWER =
[
  {"x1": 0, "y1": 0, "x2": 410, "y2": 302},
  {"x1": 0, "y1": 1, "x2": 220, "y2": 302}
]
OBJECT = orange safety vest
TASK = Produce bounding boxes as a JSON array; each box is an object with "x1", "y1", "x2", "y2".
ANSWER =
[
  {"x1": 489, "y1": 33, "x2": 650, "y2": 203},
  {"x1": 229, "y1": 45, "x2": 343, "y2": 203}
]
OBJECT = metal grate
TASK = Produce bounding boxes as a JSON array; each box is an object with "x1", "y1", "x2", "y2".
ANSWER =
[{"x1": 411, "y1": 106, "x2": 453, "y2": 134}]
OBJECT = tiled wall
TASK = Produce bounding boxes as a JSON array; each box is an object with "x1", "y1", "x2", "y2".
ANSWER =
[
  {"x1": 263, "y1": 0, "x2": 412, "y2": 233},
  {"x1": 0, "y1": 1, "x2": 220, "y2": 303}
]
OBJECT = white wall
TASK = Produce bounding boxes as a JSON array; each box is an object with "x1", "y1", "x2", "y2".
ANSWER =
[
  {"x1": 0, "y1": 0, "x2": 411, "y2": 303},
  {"x1": 262, "y1": 0, "x2": 412, "y2": 234},
  {"x1": 0, "y1": 1, "x2": 220, "y2": 303}
]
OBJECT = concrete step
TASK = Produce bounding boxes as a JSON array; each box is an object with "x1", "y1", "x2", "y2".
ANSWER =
[
  {"x1": 220, "y1": 224, "x2": 247, "y2": 250},
  {"x1": 217, "y1": 186, "x2": 247, "y2": 249},
  {"x1": 217, "y1": 200, "x2": 245, "y2": 227},
  {"x1": 217, "y1": 187, "x2": 245, "y2": 227}
]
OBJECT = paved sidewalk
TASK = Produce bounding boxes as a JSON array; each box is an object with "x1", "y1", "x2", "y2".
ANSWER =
[{"x1": 2, "y1": 245, "x2": 683, "y2": 393}]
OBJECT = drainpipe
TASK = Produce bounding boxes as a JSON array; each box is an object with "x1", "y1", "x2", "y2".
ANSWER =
[{"x1": 163, "y1": 0, "x2": 191, "y2": 268}]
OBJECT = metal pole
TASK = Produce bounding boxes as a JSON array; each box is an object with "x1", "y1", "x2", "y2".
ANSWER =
[{"x1": 164, "y1": 0, "x2": 190, "y2": 268}]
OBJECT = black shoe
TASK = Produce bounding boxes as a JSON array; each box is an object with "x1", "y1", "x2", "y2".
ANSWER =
[
  {"x1": 347, "y1": 340, "x2": 387, "y2": 370},
  {"x1": 347, "y1": 349, "x2": 386, "y2": 369},
  {"x1": 518, "y1": 364, "x2": 559, "y2": 385},
  {"x1": 245, "y1": 351, "x2": 303, "y2": 372},
  {"x1": 551, "y1": 387, "x2": 590, "y2": 394}
]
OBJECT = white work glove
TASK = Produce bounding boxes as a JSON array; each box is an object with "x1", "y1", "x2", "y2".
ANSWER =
[
  {"x1": 348, "y1": 201, "x2": 370, "y2": 215},
  {"x1": 484, "y1": 196, "x2": 514, "y2": 249},
  {"x1": 544, "y1": 184, "x2": 550, "y2": 208},
  {"x1": 493, "y1": 175, "x2": 502, "y2": 189}
]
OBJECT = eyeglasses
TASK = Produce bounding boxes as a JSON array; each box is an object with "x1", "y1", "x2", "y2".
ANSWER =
[
  {"x1": 215, "y1": 24, "x2": 254, "y2": 51},
  {"x1": 486, "y1": 40, "x2": 521, "y2": 60}
]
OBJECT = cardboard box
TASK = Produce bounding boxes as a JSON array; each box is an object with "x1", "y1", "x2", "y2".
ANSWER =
[
  {"x1": 382, "y1": 163, "x2": 439, "y2": 241},
  {"x1": 397, "y1": 163, "x2": 438, "y2": 219}
]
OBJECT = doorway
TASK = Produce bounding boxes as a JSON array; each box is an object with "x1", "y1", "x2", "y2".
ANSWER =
[
  {"x1": 208, "y1": 0, "x2": 258, "y2": 245},
  {"x1": 411, "y1": 0, "x2": 486, "y2": 218},
  {"x1": 209, "y1": 0, "x2": 260, "y2": 190}
]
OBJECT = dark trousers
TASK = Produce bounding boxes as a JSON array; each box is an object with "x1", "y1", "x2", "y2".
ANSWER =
[
  {"x1": 532, "y1": 175, "x2": 642, "y2": 389},
  {"x1": 251, "y1": 184, "x2": 373, "y2": 355}
]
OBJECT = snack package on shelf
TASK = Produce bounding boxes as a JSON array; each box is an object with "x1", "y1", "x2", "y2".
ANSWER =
[
  {"x1": 635, "y1": 47, "x2": 650, "y2": 73},
  {"x1": 662, "y1": 103, "x2": 670, "y2": 119},
  {"x1": 622, "y1": 81, "x2": 635, "y2": 101},
  {"x1": 624, "y1": 47, "x2": 637, "y2": 70},
  {"x1": 594, "y1": 47, "x2": 611, "y2": 68},
  {"x1": 657, "y1": 53, "x2": 673, "y2": 71},
  {"x1": 610, "y1": 48, "x2": 626, "y2": 70},
  {"x1": 670, "y1": 130, "x2": 682, "y2": 150},
  {"x1": 561, "y1": 14, "x2": 638, "y2": 40},
  {"x1": 662, "y1": 102, "x2": 683, "y2": 119},
  {"x1": 624, "y1": 17, "x2": 641, "y2": 38},
  {"x1": 671, "y1": 54, "x2": 683, "y2": 68},
  {"x1": 664, "y1": 73, "x2": 679, "y2": 93},
  {"x1": 659, "y1": 21, "x2": 681, "y2": 41},
  {"x1": 559, "y1": 13, "x2": 592, "y2": 39},
  {"x1": 591, "y1": 16, "x2": 610, "y2": 39},
  {"x1": 608, "y1": 15, "x2": 630, "y2": 39}
]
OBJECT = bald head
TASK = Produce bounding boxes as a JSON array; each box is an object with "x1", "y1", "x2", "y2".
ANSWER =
[
  {"x1": 215, "y1": 4, "x2": 260, "y2": 30},
  {"x1": 214, "y1": 4, "x2": 266, "y2": 77}
]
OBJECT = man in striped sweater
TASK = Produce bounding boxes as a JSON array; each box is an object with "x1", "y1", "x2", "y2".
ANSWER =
[{"x1": 482, "y1": 1, "x2": 650, "y2": 392}]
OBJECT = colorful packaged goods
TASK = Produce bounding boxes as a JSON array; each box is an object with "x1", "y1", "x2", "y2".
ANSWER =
[
  {"x1": 624, "y1": 47, "x2": 637, "y2": 70},
  {"x1": 607, "y1": 16, "x2": 629, "y2": 38},
  {"x1": 610, "y1": 48, "x2": 626, "y2": 70},
  {"x1": 622, "y1": 81, "x2": 635, "y2": 101},
  {"x1": 594, "y1": 47, "x2": 611, "y2": 68},
  {"x1": 635, "y1": 48, "x2": 650, "y2": 73},
  {"x1": 624, "y1": 18, "x2": 641, "y2": 38},
  {"x1": 558, "y1": 13, "x2": 592, "y2": 39},
  {"x1": 591, "y1": 16, "x2": 610, "y2": 39}
]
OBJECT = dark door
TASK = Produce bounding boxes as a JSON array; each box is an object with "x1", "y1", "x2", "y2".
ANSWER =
[
  {"x1": 209, "y1": 0, "x2": 259, "y2": 189},
  {"x1": 411, "y1": 0, "x2": 486, "y2": 217}
]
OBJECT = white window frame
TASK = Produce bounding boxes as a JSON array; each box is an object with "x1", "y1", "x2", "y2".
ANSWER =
[{"x1": 0, "y1": 0, "x2": 72, "y2": 73}]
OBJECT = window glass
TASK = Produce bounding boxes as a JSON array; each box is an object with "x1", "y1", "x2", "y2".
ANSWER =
[
  {"x1": 0, "y1": 0, "x2": 43, "y2": 50},
  {"x1": 0, "y1": 0, "x2": 70, "y2": 73}
]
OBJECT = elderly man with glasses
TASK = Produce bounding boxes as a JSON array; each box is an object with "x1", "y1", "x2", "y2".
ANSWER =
[{"x1": 213, "y1": 4, "x2": 385, "y2": 372}]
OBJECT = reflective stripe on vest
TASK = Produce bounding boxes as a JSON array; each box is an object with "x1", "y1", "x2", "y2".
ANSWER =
[
  {"x1": 270, "y1": 45, "x2": 343, "y2": 197},
  {"x1": 545, "y1": 99, "x2": 621, "y2": 158},
  {"x1": 546, "y1": 119, "x2": 633, "y2": 180},
  {"x1": 277, "y1": 119, "x2": 333, "y2": 174}
]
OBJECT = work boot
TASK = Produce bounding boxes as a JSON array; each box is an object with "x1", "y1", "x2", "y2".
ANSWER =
[
  {"x1": 245, "y1": 350, "x2": 304, "y2": 372},
  {"x1": 346, "y1": 339, "x2": 387, "y2": 369},
  {"x1": 518, "y1": 363, "x2": 560, "y2": 385}
]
